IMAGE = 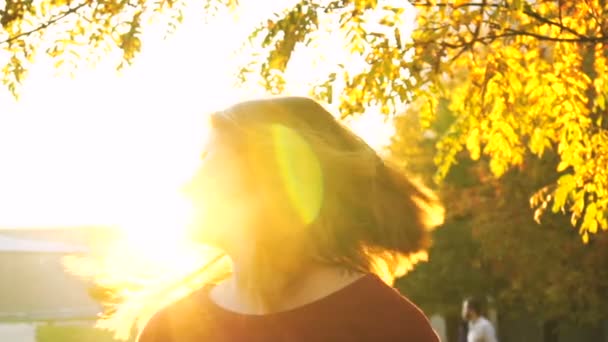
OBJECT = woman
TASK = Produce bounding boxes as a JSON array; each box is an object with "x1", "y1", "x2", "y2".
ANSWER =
[{"x1": 138, "y1": 96, "x2": 444, "y2": 341}]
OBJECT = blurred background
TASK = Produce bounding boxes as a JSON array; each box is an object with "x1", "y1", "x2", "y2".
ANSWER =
[{"x1": 1, "y1": 0, "x2": 608, "y2": 341}]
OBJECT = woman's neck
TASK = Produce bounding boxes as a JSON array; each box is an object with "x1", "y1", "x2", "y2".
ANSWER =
[{"x1": 210, "y1": 258, "x2": 364, "y2": 315}]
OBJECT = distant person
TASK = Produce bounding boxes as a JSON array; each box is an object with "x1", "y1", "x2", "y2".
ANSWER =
[
  {"x1": 136, "y1": 97, "x2": 444, "y2": 341},
  {"x1": 458, "y1": 317, "x2": 469, "y2": 342},
  {"x1": 462, "y1": 297, "x2": 498, "y2": 342}
]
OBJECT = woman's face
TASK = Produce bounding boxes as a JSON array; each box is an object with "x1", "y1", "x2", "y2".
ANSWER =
[{"x1": 182, "y1": 130, "x2": 259, "y2": 248}]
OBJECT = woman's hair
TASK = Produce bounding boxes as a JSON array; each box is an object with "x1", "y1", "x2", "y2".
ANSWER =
[
  {"x1": 211, "y1": 97, "x2": 444, "y2": 280},
  {"x1": 75, "y1": 96, "x2": 443, "y2": 340}
]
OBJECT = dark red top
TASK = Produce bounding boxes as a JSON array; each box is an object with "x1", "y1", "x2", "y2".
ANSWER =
[{"x1": 138, "y1": 274, "x2": 439, "y2": 342}]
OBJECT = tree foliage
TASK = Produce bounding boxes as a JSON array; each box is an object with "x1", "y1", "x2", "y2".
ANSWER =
[
  {"x1": 3, "y1": 0, "x2": 605, "y2": 240},
  {"x1": 244, "y1": 0, "x2": 608, "y2": 242},
  {"x1": 457, "y1": 154, "x2": 608, "y2": 325},
  {"x1": 391, "y1": 103, "x2": 608, "y2": 329},
  {"x1": 0, "y1": 0, "x2": 237, "y2": 98}
]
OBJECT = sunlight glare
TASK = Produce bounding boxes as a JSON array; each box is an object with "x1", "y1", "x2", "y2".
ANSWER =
[{"x1": 0, "y1": 0, "x2": 414, "y2": 266}]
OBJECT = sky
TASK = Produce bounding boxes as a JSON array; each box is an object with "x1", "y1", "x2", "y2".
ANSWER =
[{"x1": 0, "y1": 0, "x2": 413, "y2": 230}]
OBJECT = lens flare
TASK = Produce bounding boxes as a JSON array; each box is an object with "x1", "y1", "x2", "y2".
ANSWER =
[{"x1": 271, "y1": 124, "x2": 324, "y2": 225}]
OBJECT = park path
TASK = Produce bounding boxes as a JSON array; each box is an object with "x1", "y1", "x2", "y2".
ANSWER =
[{"x1": 0, "y1": 323, "x2": 36, "y2": 342}]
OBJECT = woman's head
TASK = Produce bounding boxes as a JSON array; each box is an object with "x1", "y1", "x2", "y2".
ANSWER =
[{"x1": 185, "y1": 96, "x2": 444, "y2": 282}]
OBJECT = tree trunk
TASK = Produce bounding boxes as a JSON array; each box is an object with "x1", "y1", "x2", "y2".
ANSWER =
[{"x1": 543, "y1": 319, "x2": 559, "y2": 342}]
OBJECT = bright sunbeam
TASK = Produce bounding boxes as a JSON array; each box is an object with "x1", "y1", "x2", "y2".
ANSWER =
[
  {"x1": 0, "y1": 3, "x2": 251, "y2": 235},
  {"x1": 0, "y1": 0, "x2": 413, "y2": 260}
]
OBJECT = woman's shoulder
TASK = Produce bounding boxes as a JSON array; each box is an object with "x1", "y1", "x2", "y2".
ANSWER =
[
  {"x1": 353, "y1": 274, "x2": 423, "y2": 311},
  {"x1": 350, "y1": 274, "x2": 440, "y2": 341},
  {"x1": 137, "y1": 287, "x2": 215, "y2": 342}
]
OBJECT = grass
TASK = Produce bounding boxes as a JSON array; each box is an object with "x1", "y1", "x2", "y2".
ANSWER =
[{"x1": 36, "y1": 325, "x2": 134, "y2": 342}]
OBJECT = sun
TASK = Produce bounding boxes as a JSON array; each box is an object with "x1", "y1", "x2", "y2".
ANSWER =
[
  {"x1": 0, "y1": 6, "x2": 235, "y2": 233},
  {"x1": 0, "y1": 0, "x2": 406, "y2": 262}
]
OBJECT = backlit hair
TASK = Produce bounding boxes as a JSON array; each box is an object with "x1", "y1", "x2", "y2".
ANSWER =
[{"x1": 212, "y1": 97, "x2": 443, "y2": 280}]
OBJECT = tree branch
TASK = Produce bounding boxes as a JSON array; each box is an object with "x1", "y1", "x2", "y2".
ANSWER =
[
  {"x1": 521, "y1": 5, "x2": 586, "y2": 39},
  {"x1": 410, "y1": 1, "x2": 607, "y2": 43},
  {"x1": 505, "y1": 28, "x2": 608, "y2": 42},
  {"x1": 449, "y1": 0, "x2": 486, "y2": 62},
  {"x1": 410, "y1": 1, "x2": 501, "y2": 8},
  {"x1": 417, "y1": 19, "x2": 608, "y2": 58},
  {"x1": 0, "y1": 1, "x2": 89, "y2": 46}
]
